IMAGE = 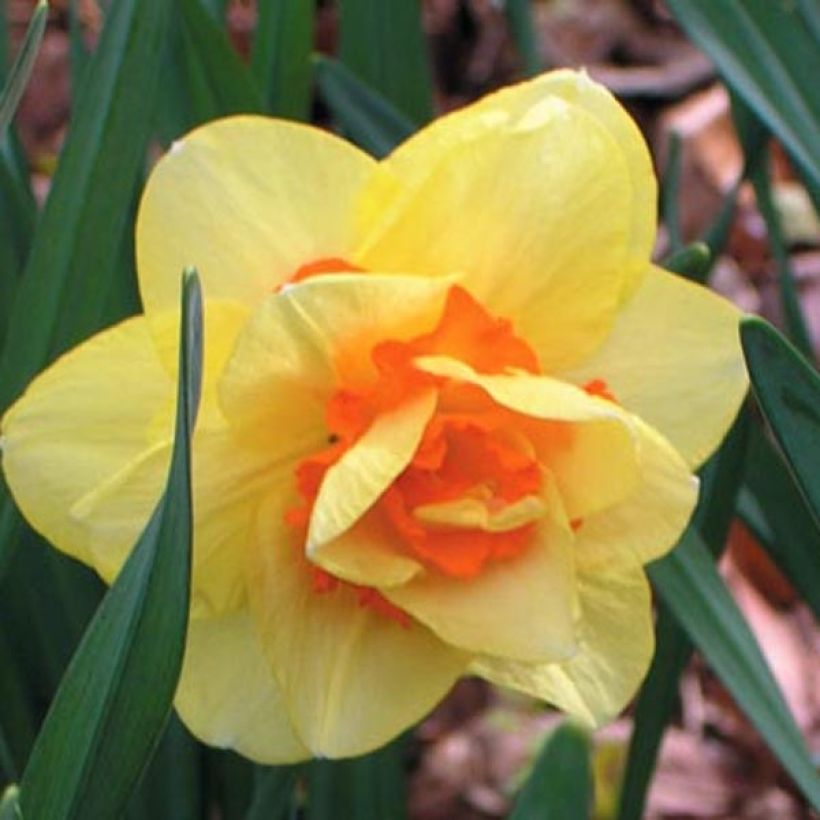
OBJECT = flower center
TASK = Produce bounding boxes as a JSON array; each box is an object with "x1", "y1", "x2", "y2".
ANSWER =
[{"x1": 286, "y1": 276, "x2": 552, "y2": 620}]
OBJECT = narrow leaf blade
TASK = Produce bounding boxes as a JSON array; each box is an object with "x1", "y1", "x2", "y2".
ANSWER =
[
  {"x1": 252, "y1": 0, "x2": 315, "y2": 119},
  {"x1": 510, "y1": 723, "x2": 593, "y2": 820},
  {"x1": 338, "y1": 0, "x2": 433, "y2": 124},
  {"x1": 665, "y1": 0, "x2": 820, "y2": 190},
  {"x1": 741, "y1": 317, "x2": 820, "y2": 529},
  {"x1": 649, "y1": 529, "x2": 820, "y2": 808},
  {"x1": 313, "y1": 55, "x2": 415, "y2": 158},
  {"x1": 0, "y1": 0, "x2": 47, "y2": 133},
  {"x1": 18, "y1": 271, "x2": 202, "y2": 820}
]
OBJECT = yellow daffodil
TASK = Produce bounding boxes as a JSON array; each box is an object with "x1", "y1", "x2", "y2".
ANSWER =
[{"x1": 0, "y1": 70, "x2": 747, "y2": 762}]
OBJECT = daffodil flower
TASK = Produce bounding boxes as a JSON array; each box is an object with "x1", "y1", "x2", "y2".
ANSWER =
[{"x1": 1, "y1": 70, "x2": 747, "y2": 761}]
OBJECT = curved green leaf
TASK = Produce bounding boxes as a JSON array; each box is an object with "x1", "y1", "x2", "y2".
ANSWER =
[
  {"x1": 252, "y1": 0, "x2": 315, "y2": 119},
  {"x1": 665, "y1": 0, "x2": 820, "y2": 190},
  {"x1": 313, "y1": 55, "x2": 414, "y2": 158},
  {"x1": 741, "y1": 317, "x2": 820, "y2": 529},
  {"x1": 649, "y1": 528, "x2": 820, "y2": 808},
  {"x1": 0, "y1": 1, "x2": 47, "y2": 133},
  {"x1": 510, "y1": 723, "x2": 592, "y2": 820},
  {"x1": 18, "y1": 271, "x2": 202, "y2": 820},
  {"x1": 339, "y1": 0, "x2": 433, "y2": 124}
]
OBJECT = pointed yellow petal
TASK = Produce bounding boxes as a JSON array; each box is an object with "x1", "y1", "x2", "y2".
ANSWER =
[
  {"x1": 561, "y1": 266, "x2": 747, "y2": 468},
  {"x1": 137, "y1": 117, "x2": 376, "y2": 316},
  {"x1": 472, "y1": 558, "x2": 653, "y2": 726},
  {"x1": 355, "y1": 82, "x2": 643, "y2": 371},
  {"x1": 575, "y1": 416, "x2": 698, "y2": 567},
  {"x1": 176, "y1": 611, "x2": 309, "y2": 764},
  {"x1": 308, "y1": 388, "x2": 437, "y2": 548},
  {"x1": 1, "y1": 317, "x2": 173, "y2": 569},
  {"x1": 249, "y1": 492, "x2": 468, "y2": 759},
  {"x1": 383, "y1": 482, "x2": 577, "y2": 663}
]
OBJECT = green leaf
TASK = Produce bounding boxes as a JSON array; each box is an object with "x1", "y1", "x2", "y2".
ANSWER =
[
  {"x1": 178, "y1": 0, "x2": 263, "y2": 120},
  {"x1": 649, "y1": 528, "x2": 820, "y2": 808},
  {"x1": 739, "y1": 425, "x2": 820, "y2": 618},
  {"x1": 510, "y1": 723, "x2": 592, "y2": 820},
  {"x1": 660, "y1": 130, "x2": 683, "y2": 254},
  {"x1": 126, "y1": 717, "x2": 203, "y2": 820},
  {"x1": 0, "y1": 622, "x2": 38, "y2": 780},
  {"x1": 504, "y1": 0, "x2": 543, "y2": 77},
  {"x1": 17, "y1": 271, "x2": 202, "y2": 820},
  {"x1": 252, "y1": 0, "x2": 315, "y2": 119},
  {"x1": 245, "y1": 766, "x2": 300, "y2": 820},
  {"x1": 68, "y1": 0, "x2": 90, "y2": 96},
  {"x1": 0, "y1": 1, "x2": 47, "y2": 133},
  {"x1": 0, "y1": 0, "x2": 171, "y2": 581},
  {"x1": 664, "y1": 0, "x2": 820, "y2": 191},
  {"x1": 741, "y1": 317, "x2": 820, "y2": 529},
  {"x1": 307, "y1": 735, "x2": 407, "y2": 820},
  {"x1": 747, "y1": 152, "x2": 814, "y2": 359},
  {"x1": 339, "y1": 0, "x2": 433, "y2": 125},
  {"x1": 313, "y1": 55, "x2": 415, "y2": 158}
]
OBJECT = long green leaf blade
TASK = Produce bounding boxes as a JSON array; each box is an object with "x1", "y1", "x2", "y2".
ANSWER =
[
  {"x1": 18, "y1": 271, "x2": 202, "y2": 820},
  {"x1": 179, "y1": 0, "x2": 263, "y2": 119},
  {"x1": 741, "y1": 317, "x2": 820, "y2": 529},
  {"x1": 665, "y1": 0, "x2": 820, "y2": 190},
  {"x1": 649, "y1": 529, "x2": 820, "y2": 807},
  {"x1": 313, "y1": 56, "x2": 414, "y2": 158},
  {"x1": 338, "y1": 0, "x2": 433, "y2": 124},
  {"x1": 0, "y1": 0, "x2": 47, "y2": 133},
  {"x1": 739, "y1": 426, "x2": 820, "y2": 618},
  {"x1": 252, "y1": 0, "x2": 315, "y2": 119},
  {"x1": 510, "y1": 723, "x2": 592, "y2": 820}
]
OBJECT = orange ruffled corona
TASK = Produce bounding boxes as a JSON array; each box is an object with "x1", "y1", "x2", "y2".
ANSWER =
[{"x1": 0, "y1": 70, "x2": 748, "y2": 762}]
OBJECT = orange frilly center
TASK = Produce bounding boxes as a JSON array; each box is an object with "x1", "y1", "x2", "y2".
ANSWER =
[{"x1": 283, "y1": 259, "x2": 613, "y2": 625}]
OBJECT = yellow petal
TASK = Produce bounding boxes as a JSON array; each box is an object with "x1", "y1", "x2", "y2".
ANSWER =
[
  {"x1": 308, "y1": 388, "x2": 437, "y2": 548},
  {"x1": 249, "y1": 491, "x2": 468, "y2": 758},
  {"x1": 415, "y1": 356, "x2": 640, "y2": 519},
  {"x1": 575, "y1": 416, "x2": 698, "y2": 568},
  {"x1": 383, "y1": 481, "x2": 578, "y2": 663},
  {"x1": 175, "y1": 611, "x2": 309, "y2": 764},
  {"x1": 472, "y1": 557, "x2": 653, "y2": 726},
  {"x1": 560, "y1": 266, "x2": 747, "y2": 468},
  {"x1": 360, "y1": 69, "x2": 655, "y2": 300},
  {"x1": 308, "y1": 510, "x2": 423, "y2": 588},
  {"x1": 0, "y1": 312, "x2": 305, "y2": 618},
  {"x1": 355, "y1": 85, "x2": 639, "y2": 371},
  {"x1": 136, "y1": 117, "x2": 376, "y2": 316},
  {"x1": 0, "y1": 317, "x2": 173, "y2": 569},
  {"x1": 218, "y1": 274, "x2": 453, "y2": 450}
]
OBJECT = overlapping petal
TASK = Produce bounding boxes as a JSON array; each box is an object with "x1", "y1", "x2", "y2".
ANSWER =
[
  {"x1": 354, "y1": 74, "x2": 654, "y2": 372},
  {"x1": 136, "y1": 117, "x2": 376, "y2": 315},
  {"x1": 560, "y1": 266, "x2": 747, "y2": 468},
  {"x1": 382, "y1": 479, "x2": 577, "y2": 663},
  {"x1": 249, "y1": 492, "x2": 468, "y2": 758},
  {"x1": 175, "y1": 611, "x2": 308, "y2": 763},
  {"x1": 471, "y1": 556, "x2": 653, "y2": 726}
]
